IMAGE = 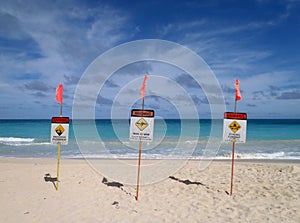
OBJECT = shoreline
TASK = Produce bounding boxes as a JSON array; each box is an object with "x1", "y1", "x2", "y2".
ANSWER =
[{"x1": 1, "y1": 156, "x2": 300, "y2": 164}]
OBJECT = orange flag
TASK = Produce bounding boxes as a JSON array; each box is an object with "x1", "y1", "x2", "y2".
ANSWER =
[
  {"x1": 235, "y1": 79, "x2": 242, "y2": 101},
  {"x1": 56, "y1": 84, "x2": 63, "y2": 104},
  {"x1": 140, "y1": 75, "x2": 148, "y2": 99}
]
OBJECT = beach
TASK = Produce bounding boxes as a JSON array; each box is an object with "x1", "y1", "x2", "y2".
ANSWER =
[{"x1": 0, "y1": 158, "x2": 299, "y2": 223}]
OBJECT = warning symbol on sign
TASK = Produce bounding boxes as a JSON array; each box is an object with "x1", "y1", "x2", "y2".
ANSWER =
[
  {"x1": 135, "y1": 118, "x2": 148, "y2": 131},
  {"x1": 229, "y1": 121, "x2": 241, "y2": 133},
  {"x1": 55, "y1": 124, "x2": 65, "y2": 136}
]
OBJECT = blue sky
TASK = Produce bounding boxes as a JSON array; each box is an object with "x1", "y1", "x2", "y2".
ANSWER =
[{"x1": 0, "y1": 0, "x2": 299, "y2": 119}]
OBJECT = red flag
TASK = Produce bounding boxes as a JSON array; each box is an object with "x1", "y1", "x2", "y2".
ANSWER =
[
  {"x1": 235, "y1": 79, "x2": 242, "y2": 101},
  {"x1": 140, "y1": 75, "x2": 148, "y2": 99},
  {"x1": 56, "y1": 84, "x2": 63, "y2": 104}
]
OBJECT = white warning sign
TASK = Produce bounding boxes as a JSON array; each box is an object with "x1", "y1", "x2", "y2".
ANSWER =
[
  {"x1": 130, "y1": 109, "x2": 154, "y2": 142},
  {"x1": 223, "y1": 112, "x2": 247, "y2": 143},
  {"x1": 51, "y1": 117, "x2": 69, "y2": 145}
]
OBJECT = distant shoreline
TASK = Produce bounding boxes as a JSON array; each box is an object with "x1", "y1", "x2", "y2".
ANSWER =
[{"x1": 1, "y1": 157, "x2": 299, "y2": 164}]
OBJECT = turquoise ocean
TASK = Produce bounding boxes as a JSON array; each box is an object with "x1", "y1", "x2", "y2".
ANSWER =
[{"x1": 0, "y1": 119, "x2": 299, "y2": 160}]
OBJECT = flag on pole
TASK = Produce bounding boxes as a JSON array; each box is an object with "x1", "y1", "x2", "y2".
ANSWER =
[
  {"x1": 235, "y1": 79, "x2": 242, "y2": 101},
  {"x1": 56, "y1": 84, "x2": 63, "y2": 104},
  {"x1": 140, "y1": 75, "x2": 148, "y2": 99}
]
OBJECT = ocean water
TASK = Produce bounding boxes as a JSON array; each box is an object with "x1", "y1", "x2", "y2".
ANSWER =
[{"x1": 0, "y1": 119, "x2": 299, "y2": 160}]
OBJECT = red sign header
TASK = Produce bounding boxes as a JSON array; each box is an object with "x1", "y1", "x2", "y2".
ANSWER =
[
  {"x1": 51, "y1": 117, "x2": 70, "y2": 123},
  {"x1": 224, "y1": 112, "x2": 247, "y2": 120},
  {"x1": 131, "y1": 109, "x2": 154, "y2": 117}
]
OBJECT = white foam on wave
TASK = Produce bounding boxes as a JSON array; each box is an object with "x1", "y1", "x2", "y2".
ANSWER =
[
  {"x1": 212, "y1": 152, "x2": 300, "y2": 160},
  {"x1": 0, "y1": 137, "x2": 35, "y2": 142},
  {"x1": 0, "y1": 137, "x2": 50, "y2": 146}
]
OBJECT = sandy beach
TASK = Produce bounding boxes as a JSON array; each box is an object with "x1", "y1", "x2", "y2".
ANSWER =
[{"x1": 0, "y1": 158, "x2": 299, "y2": 223}]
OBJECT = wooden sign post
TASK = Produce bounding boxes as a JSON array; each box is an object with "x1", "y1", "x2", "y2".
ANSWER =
[
  {"x1": 50, "y1": 84, "x2": 69, "y2": 191},
  {"x1": 130, "y1": 109, "x2": 154, "y2": 200},
  {"x1": 223, "y1": 80, "x2": 247, "y2": 196},
  {"x1": 129, "y1": 75, "x2": 155, "y2": 201}
]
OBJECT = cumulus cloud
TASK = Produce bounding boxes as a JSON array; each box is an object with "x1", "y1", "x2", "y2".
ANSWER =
[
  {"x1": 114, "y1": 62, "x2": 153, "y2": 76},
  {"x1": 96, "y1": 95, "x2": 114, "y2": 105},
  {"x1": 24, "y1": 80, "x2": 50, "y2": 92},
  {"x1": 251, "y1": 84, "x2": 300, "y2": 101},
  {"x1": 104, "y1": 80, "x2": 119, "y2": 88},
  {"x1": 277, "y1": 90, "x2": 300, "y2": 100},
  {"x1": 222, "y1": 85, "x2": 235, "y2": 94},
  {"x1": 175, "y1": 73, "x2": 200, "y2": 88},
  {"x1": 32, "y1": 92, "x2": 47, "y2": 98}
]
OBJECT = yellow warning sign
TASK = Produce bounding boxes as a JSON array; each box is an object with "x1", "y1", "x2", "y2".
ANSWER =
[
  {"x1": 55, "y1": 124, "x2": 65, "y2": 136},
  {"x1": 135, "y1": 118, "x2": 148, "y2": 131},
  {"x1": 229, "y1": 121, "x2": 241, "y2": 133}
]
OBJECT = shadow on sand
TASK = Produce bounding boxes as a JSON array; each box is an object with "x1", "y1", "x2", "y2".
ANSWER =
[
  {"x1": 169, "y1": 176, "x2": 207, "y2": 187},
  {"x1": 102, "y1": 177, "x2": 134, "y2": 197},
  {"x1": 169, "y1": 176, "x2": 230, "y2": 195},
  {"x1": 44, "y1": 173, "x2": 57, "y2": 190}
]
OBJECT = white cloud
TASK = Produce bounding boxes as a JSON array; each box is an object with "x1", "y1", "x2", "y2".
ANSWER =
[
  {"x1": 0, "y1": 0, "x2": 137, "y2": 118},
  {"x1": 0, "y1": 0, "x2": 133, "y2": 83},
  {"x1": 1, "y1": 0, "x2": 299, "y2": 118}
]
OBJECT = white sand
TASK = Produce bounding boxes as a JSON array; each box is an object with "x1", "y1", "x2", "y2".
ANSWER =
[{"x1": 0, "y1": 158, "x2": 299, "y2": 223}]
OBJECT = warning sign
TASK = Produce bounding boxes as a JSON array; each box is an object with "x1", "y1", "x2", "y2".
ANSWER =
[
  {"x1": 51, "y1": 117, "x2": 69, "y2": 145},
  {"x1": 228, "y1": 121, "x2": 241, "y2": 133},
  {"x1": 223, "y1": 112, "x2": 247, "y2": 143},
  {"x1": 135, "y1": 118, "x2": 149, "y2": 131},
  {"x1": 130, "y1": 109, "x2": 154, "y2": 142},
  {"x1": 55, "y1": 125, "x2": 65, "y2": 136}
]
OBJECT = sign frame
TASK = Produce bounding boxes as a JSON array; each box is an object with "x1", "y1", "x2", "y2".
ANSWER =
[
  {"x1": 51, "y1": 117, "x2": 70, "y2": 145},
  {"x1": 223, "y1": 112, "x2": 247, "y2": 143},
  {"x1": 130, "y1": 109, "x2": 155, "y2": 142}
]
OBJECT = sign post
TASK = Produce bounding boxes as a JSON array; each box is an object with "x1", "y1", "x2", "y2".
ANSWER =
[
  {"x1": 223, "y1": 80, "x2": 247, "y2": 196},
  {"x1": 51, "y1": 117, "x2": 69, "y2": 190},
  {"x1": 50, "y1": 84, "x2": 69, "y2": 191},
  {"x1": 130, "y1": 75, "x2": 155, "y2": 201},
  {"x1": 130, "y1": 109, "x2": 154, "y2": 201},
  {"x1": 223, "y1": 112, "x2": 247, "y2": 195}
]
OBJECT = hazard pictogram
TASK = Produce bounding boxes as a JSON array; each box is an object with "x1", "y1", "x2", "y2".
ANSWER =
[
  {"x1": 229, "y1": 121, "x2": 241, "y2": 133},
  {"x1": 55, "y1": 124, "x2": 65, "y2": 136},
  {"x1": 135, "y1": 118, "x2": 148, "y2": 131}
]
